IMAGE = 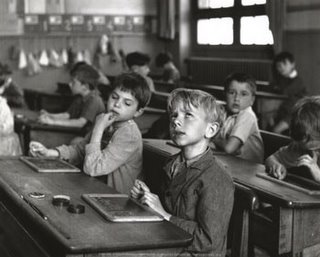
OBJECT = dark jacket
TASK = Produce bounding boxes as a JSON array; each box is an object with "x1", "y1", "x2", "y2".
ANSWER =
[{"x1": 161, "y1": 149, "x2": 234, "y2": 256}]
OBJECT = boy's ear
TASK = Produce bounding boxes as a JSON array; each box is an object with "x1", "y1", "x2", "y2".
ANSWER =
[
  {"x1": 205, "y1": 122, "x2": 219, "y2": 139},
  {"x1": 133, "y1": 108, "x2": 144, "y2": 118}
]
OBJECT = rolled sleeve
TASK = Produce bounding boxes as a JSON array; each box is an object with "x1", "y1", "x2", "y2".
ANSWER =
[{"x1": 230, "y1": 110, "x2": 255, "y2": 144}]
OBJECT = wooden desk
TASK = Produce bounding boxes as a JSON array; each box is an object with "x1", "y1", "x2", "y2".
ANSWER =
[
  {"x1": 13, "y1": 108, "x2": 83, "y2": 155},
  {"x1": 143, "y1": 139, "x2": 320, "y2": 257},
  {"x1": 0, "y1": 158, "x2": 192, "y2": 257}
]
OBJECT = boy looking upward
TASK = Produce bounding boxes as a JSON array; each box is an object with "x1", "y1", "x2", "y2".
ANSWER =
[
  {"x1": 30, "y1": 72, "x2": 151, "y2": 194},
  {"x1": 213, "y1": 72, "x2": 264, "y2": 163},
  {"x1": 266, "y1": 96, "x2": 320, "y2": 182},
  {"x1": 125, "y1": 51, "x2": 155, "y2": 92},
  {"x1": 38, "y1": 62, "x2": 105, "y2": 135},
  {"x1": 131, "y1": 88, "x2": 234, "y2": 256}
]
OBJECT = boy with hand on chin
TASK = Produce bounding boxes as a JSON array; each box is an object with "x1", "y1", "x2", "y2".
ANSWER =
[
  {"x1": 131, "y1": 89, "x2": 234, "y2": 256},
  {"x1": 30, "y1": 72, "x2": 151, "y2": 194}
]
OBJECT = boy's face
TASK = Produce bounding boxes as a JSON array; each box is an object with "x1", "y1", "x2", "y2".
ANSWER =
[
  {"x1": 132, "y1": 65, "x2": 150, "y2": 77},
  {"x1": 226, "y1": 81, "x2": 254, "y2": 114},
  {"x1": 169, "y1": 101, "x2": 217, "y2": 148},
  {"x1": 276, "y1": 59, "x2": 295, "y2": 78},
  {"x1": 107, "y1": 88, "x2": 142, "y2": 122},
  {"x1": 69, "y1": 77, "x2": 85, "y2": 95}
]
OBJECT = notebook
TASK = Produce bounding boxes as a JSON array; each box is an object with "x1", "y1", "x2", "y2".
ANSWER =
[
  {"x1": 82, "y1": 193, "x2": 163, "y2": 222},
  {"x1": 20, "y1": 157, "x2": 80, "y2": 173}
]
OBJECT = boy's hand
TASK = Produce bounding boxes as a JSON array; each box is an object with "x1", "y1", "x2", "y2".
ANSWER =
[
  {"x1": 266, "y1": 163, "x2": 287, "y2": 180},
  {"x1": 130, "y1": 179, "x2": 150, "y2": 199},
  {"x1": 29, "y1": 141, "x2": 59, "y2": 158},
  {"x1": 140, "y1": 191, "x2": 171, "y2": 221},
  {"x1": 29, "y1": 141, "x2": 48, "y2": 157},
  {"x1": 94, "y1": 112, "x2": 117, "y2": 130},
  {"x1": 38, "y1": 115, "x2": 53, "y2": 124},
  {"x1": 297, "y1": 154, "x2": 320, "y2": 182}
]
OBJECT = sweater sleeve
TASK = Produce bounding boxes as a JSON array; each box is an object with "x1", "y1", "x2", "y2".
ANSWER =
[{"x1": 83, "y1": 125, "x2": 140, "y2": 176}]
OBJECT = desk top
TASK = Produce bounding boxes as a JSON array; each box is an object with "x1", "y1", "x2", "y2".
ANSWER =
[
  {"x1": 143, "y1": 139, "x2": 320, "y2": 208},
  {"x1": 0, "y1": 157, "x2": 192, "y2": 254}
]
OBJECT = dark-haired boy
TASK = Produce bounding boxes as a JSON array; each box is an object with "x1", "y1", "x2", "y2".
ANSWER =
[{"x1": 30, "y1": 72, "x2": 152, "y2": 194}]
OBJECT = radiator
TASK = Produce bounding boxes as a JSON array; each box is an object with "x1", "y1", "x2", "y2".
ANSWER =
[{"x1": 186, "y1": 57, "x2": 273, "y2": 85}]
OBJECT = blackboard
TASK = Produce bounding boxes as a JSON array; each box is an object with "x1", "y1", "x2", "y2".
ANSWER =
[{"x1": 20, "y1": 157, "x2": 80, "y2": 173}]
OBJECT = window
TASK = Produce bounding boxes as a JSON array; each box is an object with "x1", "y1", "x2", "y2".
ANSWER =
[{"x1": 195, "y1": 0, "x2": 273, "y2": 46}]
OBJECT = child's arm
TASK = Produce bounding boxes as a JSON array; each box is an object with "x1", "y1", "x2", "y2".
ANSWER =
[
  {"x1": 29, "y1": 141, "x2": 59, "y2": 158},
  {"x1": 215, "y1": 136, "x2": 242, "y2": 155},
  {"x1": 131, "y1": 179, "x2": 171, "y2": 221},
  {"x1": 265, "y1": 154, "x2": 287, "y2": 180},
  {"x1": 39, "y1": 115, "x2": 87, "y2": 128},
  {"x1": 296, "y1": 153, "x2": 320, "y2": 182}
]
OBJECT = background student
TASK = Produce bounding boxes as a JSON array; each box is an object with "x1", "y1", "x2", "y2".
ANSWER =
[
  {"x1": 155, "y1": 52, "x2": 180, "y2": 84},
  {"x1": 0, "y1": 62, "x2": 26, "y2": 108},
  {"x1": 131, "y1": 88, "x2": 234, "y2": 256},
  {"x1": 213, "y1": 72, "x2": 264, "y2": 163},
  {"x1": 125, "y1": 51, "x2": 155, "y2": 92},
  {"x1": 270, "y1": 51, "x2": 307, "y2": 135},
  {"x1": 30, "y1": 72, "x2": 151, "y2": 194},
  {"x1": 0, "y1": 79, "x2": 22, "y2": 156},
  {"x1": 38, "y1": 62, "x2": 105, "y2": 136},
  {"x1": 266, "y1": 96, "x2": 320, "y2": 182}
]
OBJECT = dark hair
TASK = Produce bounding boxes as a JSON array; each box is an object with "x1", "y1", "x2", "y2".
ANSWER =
[
  {"x1": 125, "y1": 52, "x2": 150, "y2": 68},
  {"x1": 112, "y1": 72, "x2": 151, "y2": 109},
  {"x1": 155, "y1": 52, "x2": 172, "y2": 67},
  {"x1": 290, "y1": 96, "x2": 320, "y2": 148},
  {"x1": 168, "y1": 88, "x2": 226, "y2": 128},
  {"x1": 274, "y1": 51, "x2": 295, "y2": 65},
  {"x1": 224, "y1": 72, "x2": 257, "y2": 96},
  {"x1": 0, "y1": 63, "x2": 12, "y2": 76},
  {"x1": 70, "y1": 62, "x2": 100, "y2": 90}
]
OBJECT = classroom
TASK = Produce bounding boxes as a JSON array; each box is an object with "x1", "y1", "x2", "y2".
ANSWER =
[{"x1": 0, "y1": 0, "x2": 320, "y2": 256}]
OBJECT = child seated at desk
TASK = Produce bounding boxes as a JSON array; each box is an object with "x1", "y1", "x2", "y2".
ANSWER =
[
  {"x1": 29, "y1": 72, "x2": 151, "y2": 194},
  {"x1": 266, "y1": 96, "x2": 320, "y2": 182},
  {"x1": 125, "y1": 51, "x2": 155, "y2": 92},
  {"x1": 213, "y1": 72, "x2": 264, "y2": 163},
  {"x1": 155, "y1": 52, "x2": 180, "y2": 84},
  {"x1": 38, "y1": 62, "x2": 105, "y2": 136},
  {"x1": 0, "y1": 79, "x2": 22, "y2": 156},
  {"x1": 269, "y1": 51, "x2": 307, "y2": 135},
  {"x1": 131, "y1": 88, "x2": 234, "y2": 256}
]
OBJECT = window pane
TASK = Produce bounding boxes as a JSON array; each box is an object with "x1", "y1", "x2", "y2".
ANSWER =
[
  {"x1": 198, "y1": 0, "x2": 234, "y2": 9},
  {"x1": 241, "y1": 0, "x2": 266, "y2": 6},
  {"x1": 240, "y1": 15, "x2": 273, "y2": 45},
  {"x1": 197, "y1": 18, "x2": 233, "y2": 45}
]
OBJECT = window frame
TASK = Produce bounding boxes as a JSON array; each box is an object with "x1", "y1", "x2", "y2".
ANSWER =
[{"x1": 192, "y1": 0, "x2": 273, "y2": 56}]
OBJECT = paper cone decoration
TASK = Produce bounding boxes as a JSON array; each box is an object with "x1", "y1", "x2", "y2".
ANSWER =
[
  {"x1": 99, "y1": 34, "x2": 109, "y2": 54},
  {"x1": 75, "y1": 51, "x2": 84, "y2": 63},
  {"x1": 49, "y1": 49, "x2": 63, "y2": 67},
  {"x1": 27, "y1": 53, "x2": 42, "y2": 76},
  {"x1": 39, "y1": 50, "x2": 49, "y2": 66},
  {"x1": 18, "y1": 49, "x2": 27, "y2": 69},
  {"x1": 83, "y1": 49, "x2": 91, "y2": 64},
  {"x1": 61, "y1": 48, "x2": 68, "y2": 65}
]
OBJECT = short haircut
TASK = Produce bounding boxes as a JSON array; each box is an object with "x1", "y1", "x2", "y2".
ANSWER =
[
  {"x1": 0, "y1": 62, "x2": 12, "y2": 76},
  {"x1": 70, "y1": 62, "x2": 100, "y2": 90},
  {"x1": 274, "y1": 51, "x2": 295, "y2": 65},
  {"x1": 290, "y1": 96, "x2": 320, "y2": 149},
  {"x1": 224, "y1": 72, "x2": 257, "y2": 96},
  {"x1": 112, "y1": 72, "x2": 151, "y2": 109},
  {"x1": 167, "y1": 88, "x2": 226, "y2": 128},
  {"x1": 155, "y1": 52, "x2": 172, "y2": 67},
  {"x1": 126, "y1": 52, "x2": 150, "y2": 68}
]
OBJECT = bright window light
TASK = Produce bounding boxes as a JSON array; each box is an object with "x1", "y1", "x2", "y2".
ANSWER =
[
  {"x1": 240, "y1": 15, "x2": 273, "y2": 45},
  {"x1": 198, "y1": 0, "x2": 234, "y2": 9},
  {"x1": 197, "y1": 18, "x2": 233, "y2": 45},
  {"x1": 241, "y1": 0, "x2": 266, "y2": 6}
]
